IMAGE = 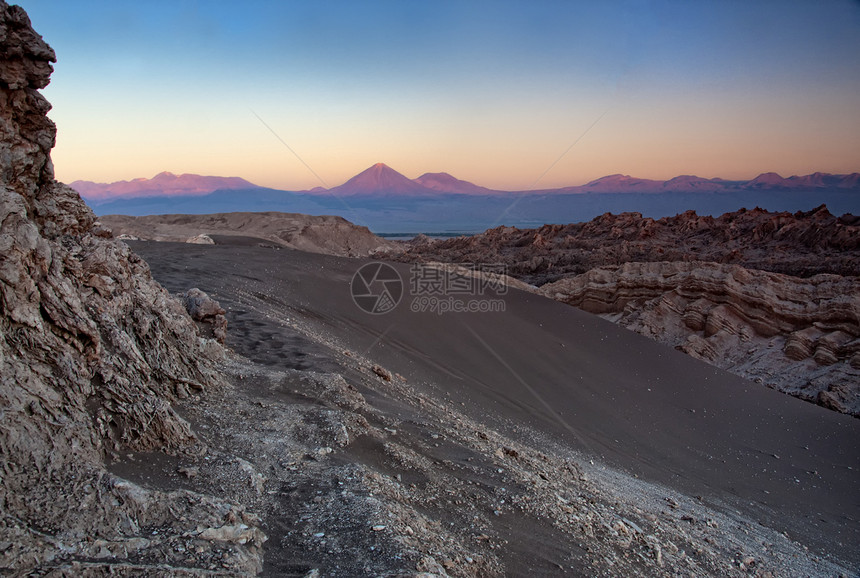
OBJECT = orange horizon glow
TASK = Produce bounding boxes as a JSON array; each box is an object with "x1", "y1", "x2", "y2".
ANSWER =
[{"x1": 25, "y1": 1, "x2": 860, "y2": 193}]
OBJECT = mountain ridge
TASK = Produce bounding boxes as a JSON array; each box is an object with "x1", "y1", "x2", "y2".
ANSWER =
[
  {"x1": 72, "y1": 164, "x2": 860, "y2": 202},
  {"x1": 71, "y1": 172, "x2": 261, "y2": 200}
]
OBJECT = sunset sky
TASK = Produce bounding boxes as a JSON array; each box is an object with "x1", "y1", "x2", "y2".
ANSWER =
[{"x1": 22, "y1": 0, "x2": 860, "y2": 191}]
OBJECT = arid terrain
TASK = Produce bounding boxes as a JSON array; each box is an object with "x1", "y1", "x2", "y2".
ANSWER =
[
  {"x1": 392, "y1": 208, "x2": 860, "y2": 417},
  {"x1": 101, "y1": 207, "x2": 860, "y2": 417},
  {"x1": 101, "y1": 212, "x2": 394, "y2": 257},
  {"x1": 1, "y1": 3, "x2": 859, "y2": 577},
  {"x1": 126, "y1": 239, "x2": 860, "y2": 577},
  {"x1": 393, "y1": 206, "x2": 860, "y2": 282}
]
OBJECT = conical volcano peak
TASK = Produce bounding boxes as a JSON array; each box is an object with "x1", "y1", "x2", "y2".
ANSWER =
[{"x1": 330, "y1": 163, "x2": 433, "y2": 196}]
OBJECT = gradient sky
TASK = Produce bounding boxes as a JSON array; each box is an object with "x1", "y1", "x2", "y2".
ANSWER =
[{"x1": 21, "y1": 0, "x2": 860, "y2": 191}]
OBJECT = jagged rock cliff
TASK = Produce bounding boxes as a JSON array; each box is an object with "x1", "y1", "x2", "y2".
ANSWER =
[
  {"x1": 395, "y1": 206, "x2": 860, "y2": 284},
  {"x1": 541, "y1": 262, "x2": 860, "y2": 416},
  {"x1": 0, "y1": 3, "x2": 263, "y2": 573}
]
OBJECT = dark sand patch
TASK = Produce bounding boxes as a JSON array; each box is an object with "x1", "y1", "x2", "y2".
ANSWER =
[{"x1": 128, "y1": 240, "x2": 860, "y2": 571}]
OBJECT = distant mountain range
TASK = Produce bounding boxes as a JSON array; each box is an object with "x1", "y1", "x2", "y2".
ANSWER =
[
  {"x1": 72, "y1": 164, "x2": 860, "y2": 203},
  {"x1": 559, "y1": 172, "x2": 859, "y2": 194},
  {"x1": 70, "y1": 172, "x2": 261, "y2": 201},
  {"x1": 72, "y1": 164, "x2": 860, "y2": 234}
]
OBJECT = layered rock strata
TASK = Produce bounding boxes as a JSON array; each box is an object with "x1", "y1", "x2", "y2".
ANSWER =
[
  {"x1": 542, "y1": 262, "x2": 860, "y2": 416},
  {"x1": 394, "y1": 200, "x2": 860, "y2": 416}
]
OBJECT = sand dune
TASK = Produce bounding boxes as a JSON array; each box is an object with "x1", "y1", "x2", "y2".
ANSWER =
[{"x1": 131, "y1": 239, "x2": 860, "y2": 571}]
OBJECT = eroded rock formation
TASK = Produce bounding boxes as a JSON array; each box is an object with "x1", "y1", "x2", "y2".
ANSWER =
[
  {"x1": 0, "y1": 3, "x2": 263, "y2": 572},
  {"x1": 101, "y1": 212, "x2": 395, "y2": 257},
  {"x1": 541, "y1": 262, "x2": 860, "y2": 415},
  {"x1": 394, "y1": 206, "x2": 860, "y2": 285},
  {"x1": 394, "y1": 206, "x2": 860, "y2": 416}
]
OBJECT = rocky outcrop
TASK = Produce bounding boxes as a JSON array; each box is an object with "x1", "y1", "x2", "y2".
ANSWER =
[
  {"x1": 394, "y1": 207, "x2": 860, "y2": 415},
  {"x1": 181, "y1": 287, "x2": 228, "y2": 344},
  {"x1": 542, "y1": 262, "x2": 860, "y2": 416},
  {"x1": 187, "y1": 233, "x2": 214, "y2": 244},
  {"x1": 393, "y1": 206, "x2": 860, "y2": 284},
  {"x1": 101, "y1": 211, "x2": 396, "y2": 257},
  {"x1": 0, "y1": 3, "x2": 263, "y2": 573}
]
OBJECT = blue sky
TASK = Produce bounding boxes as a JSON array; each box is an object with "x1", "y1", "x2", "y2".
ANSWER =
[{"x1": 21, "y1": 0, "x2": 860, "y2": 190}]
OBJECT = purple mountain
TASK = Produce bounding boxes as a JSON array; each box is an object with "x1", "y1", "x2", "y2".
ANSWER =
[
  {"x1": 72, "y1": 166, "x2": 860, "y2": 202},
  {"x1": 71, "y1": 172, "x2": 261, "y2": 201},
  {"x1": 414, "y1": 172, "x2": 495, "y2": 195},
  {"x1": 327, "y1": 163, "x2": 434, "y2": 197},
  {"x1": 744, "y1": 172, "x2": 860, "y2": 190}
]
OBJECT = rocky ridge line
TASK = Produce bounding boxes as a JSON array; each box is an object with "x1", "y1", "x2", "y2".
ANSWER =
[
  {"x1": 395, "y1": 205, "x2": 859, "y2": 284},
  {"x1": 0, "y1": 3, "x2": 264, "y2": 573},
  {"x1": 100, "y1": 212, "x2": 395, "y2": 257}
]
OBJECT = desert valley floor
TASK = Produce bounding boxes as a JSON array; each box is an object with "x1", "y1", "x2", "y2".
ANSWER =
[
  {"x1": 122, "y1": 238, "x2": 859, "y2": 576},
  {"x1": 3, "y1": 2, "x2": 859, "y2": 574}
]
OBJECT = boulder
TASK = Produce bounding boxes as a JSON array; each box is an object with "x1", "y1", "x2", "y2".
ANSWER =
[{"x1": 181, "y1": 287, "x2": 226, "y2": 320}]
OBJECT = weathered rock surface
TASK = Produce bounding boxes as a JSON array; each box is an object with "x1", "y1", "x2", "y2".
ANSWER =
[
  {"x1": 541, "y1": 262, "x2": 860, "y2": 416},
  {"x1": 394, "y1": 208, "x2": 860, "y2": 415},
  {"x1": 182, "y1": 287, "x2": 226, "y2": 321},
  {"x1": 181, "y1": 287, "x2": 228, "y2": 344},
  {"x1": 187, "y1": 233, "x2": 215, "y2": 244},
  {"x1": 0, "y1": 3, "x2": 263, "y2": 573},
  {"x1": 101, "y1": 212, "x2": 395, "y2": 257},
  {"x1": 393, "y1": 206, "x2": 860, "y2": 284}
]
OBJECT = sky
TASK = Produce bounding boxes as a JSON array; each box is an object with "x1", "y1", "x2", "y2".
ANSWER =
[{"x1": 21, "y1": 0, "x2": 860, "y2": 191}]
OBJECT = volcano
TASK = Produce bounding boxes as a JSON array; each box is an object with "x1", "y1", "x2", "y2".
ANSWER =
[
  {"x1": 414, "y1": 171, "x2": 496, "y2": 195},
  {"x1": 327, "y1": 163, "x2": 435, "y2": 197}
]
